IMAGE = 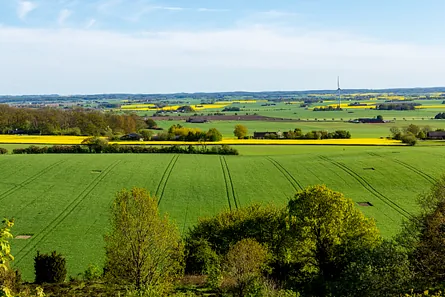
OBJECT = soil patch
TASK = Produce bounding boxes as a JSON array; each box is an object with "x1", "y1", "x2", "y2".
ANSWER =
[
  {"x1": 91, "y1": 170, "x2": 102, "y2": 173},
  {"x1": 363, "y1": 167, "x2": 375, "y2": 170},
  {"x1": 358, "y1": 202, "x2": 373, "y2": 207},
  {"x1": 16, "y1": 235, "x2": 32, "y2": 239}
]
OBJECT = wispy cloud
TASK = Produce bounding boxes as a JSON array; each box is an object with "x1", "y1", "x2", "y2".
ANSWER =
[
  {"x1": 17, "y1": 1, "x2": 37, "y2": 20},
  {"x1": 197, "y1": 8, "x2": 229, "y2": 12},
  {"x1": 58, "y1": 9, "x2": 72, "y2": 25},
  {"x1": 85, "y1": 19, "x2": 96, "y2": 29}
]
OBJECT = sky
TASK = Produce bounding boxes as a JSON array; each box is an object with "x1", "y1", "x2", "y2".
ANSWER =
[{"x1": 1, "y1": 0, "x2": 445, "y2": 95}]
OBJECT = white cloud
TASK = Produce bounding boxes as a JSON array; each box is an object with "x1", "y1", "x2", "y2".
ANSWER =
[
  {"x1": 17, "y1": 1, "x2": 37, "y2": 20},
  {"x1": 85, "y1": 19, "x2": 96, "y2": 29},
  {"x1": 58, "y1": 9, "x2": 72, "y2": 25},
  {"x1": 197, "y1": 8, "x2": 229, "y2": 12},
  {"x1": 0, "y1": 26, "x2": 444, "y2": 94}
]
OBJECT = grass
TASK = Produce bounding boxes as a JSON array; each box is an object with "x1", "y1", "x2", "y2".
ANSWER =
[{"x1": 2, "y1": 145, "x2": 445, "y2": 280}]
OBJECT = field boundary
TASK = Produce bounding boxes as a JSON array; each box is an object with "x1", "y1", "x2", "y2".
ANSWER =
[
  {"x1": 368, "y1": 152, "x2": 437, "y2": 184},
  {"x1": 156, "y1": 155, "x2": 180, "y2": 205},
  {"x1": 14, "y1": 160, "x2": 122, "y2": 265},
  {"x1": 319, "y1": 155, "x2": 412, "y2": 220},
  {"x1": 0, "y1": 159, "x2": 66, "y2": 203},
  {"x1": 266, "y1": 157, "x2": 303, "y2": 191}
]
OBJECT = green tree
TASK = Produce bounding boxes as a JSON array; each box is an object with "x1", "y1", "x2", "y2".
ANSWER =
[
  {"x1": 233, "y1": 125, "x2": 248, "y2": 139},
  {"x1": 0, "y1": 219, "x2": 19, "y2": 295},
  {"x1": 81, "y1": 137, "x2": 109, "y2": 153},
  {"x1": 145, "y1": 118, "x2": 158, "y2": 129},
  {"x1": 398, "y1": 175, "x2": 445, "y2": 289},
  {"x1": 206, "y1": 128, "x2": 223, "y2": 142},
  {"x1": 104, "y1": 188, "x2": 184, "y2": 292},
  {"x1": 139, "y1": 129, "x2": 154, "y2": 141},
  {"x1": 224, "y1": 238, "x2": 270, "y2": 297},
  {"x1": 286, "y1": 185, "x2": 381, "y2": 295}
]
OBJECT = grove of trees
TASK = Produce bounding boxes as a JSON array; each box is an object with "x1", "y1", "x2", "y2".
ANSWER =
[{"x1": 3, "y1": 179, "x2": 445, "y2": 296}]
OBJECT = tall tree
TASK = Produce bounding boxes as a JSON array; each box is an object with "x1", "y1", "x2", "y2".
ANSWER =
[
  {"x1": 287, "y1": 185, "x2": 381, "y2": 295},
  {"x1": 233, "y1": 125, "x2": 248, "y2": 139},
  {"x1": 398, "y1": 175, "x2": 445, "y2": 289},
  {"x1": 104, "y1": 188, "x2": 184, "y2": 292}
]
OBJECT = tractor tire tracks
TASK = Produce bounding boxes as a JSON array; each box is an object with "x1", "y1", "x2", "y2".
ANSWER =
[
  {"x1": 0, "y1": 159, "x2": 66, "y2": 202},
  {"x1": 14, "y1": 160, "x2": 121, "y2": 265},
  {"x1": 220, "y1": 156, "x2": 238, "y2": 209},
  {"x1": 368, "y1": 152, "x2": 437, "y2": 184},
  {"x1": 156, "y1": 155, "x2": 179, "y2": 206},
  {"x1": 319, "y1": 155, "x2": 412, "y2": 220},
  {"x1": 266, "y1": 157, "x2": 303, "y2": 191}
]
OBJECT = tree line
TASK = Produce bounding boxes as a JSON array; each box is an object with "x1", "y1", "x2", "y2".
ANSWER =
[
  {"x1": 0, "y1": 105, "x2": 146, "y2": 136},
  {"x1": 3, "y1": 179, "x2": 445, "y2": 296},
  {"x1": 8, "y1": 143, "x2": 239, "y2": 155}
]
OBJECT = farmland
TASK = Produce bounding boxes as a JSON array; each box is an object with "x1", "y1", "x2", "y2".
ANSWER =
[{"x1": 2, "y1": 145, "x2": 445, "y2": 280}]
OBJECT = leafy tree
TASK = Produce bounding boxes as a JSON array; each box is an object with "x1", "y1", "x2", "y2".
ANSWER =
[
  {"x1": 401, "y1": 134, "x2": 417, "y2": 146},
  {"x1": 1, "y1": 219, "x2": 18, "y2": 293},
  {"x1": 390, "y1": 127, "x2": 402, "y2": 140},
  {"x1": 185, "y1": 204, "x2": 286, "y2": 274},
  {"x1": 145, "y1": 118, "x2": 158, "y2": 129},
  {"x1": 398, "y1": 175, "x2": 445, "y2": 290},
  {"x1": 376, "y1": 115, "x2": 384, "y2": 121},
  {"x1": 139, "y1": 129, "x2": 153, "y2": 141},
  {"x1": 34, "y1": 251, "x2": 67, "y2": 284},
  {"x1": 332, "y1": 240, "x2": 412, "y2": 297},
  {"x1": 405, "y1": 124, "x2": 421, "y2": 136},
  {"x1": 81, "y1": 137, "x2": 109, "y2": 153},
  {"x1": 286, "y1": 185, "x2": 381, "y2": 295},
  {"x1": 206, "y1": 128, "x2": 223, "y2": 142},
  {"x1": 224, "y1": 239, "x2": 270, "y2": 297},
  {"x1": 233, "y1": 125, "x2": 248, "y2": 139},
  {"x1": 104, "y1": 188, "x2": 184, "y2": 292}
]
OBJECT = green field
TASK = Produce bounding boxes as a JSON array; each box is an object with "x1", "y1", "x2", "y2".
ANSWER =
[{"x1": 2, "y1": 145, "x2": 445, "y2": 280}]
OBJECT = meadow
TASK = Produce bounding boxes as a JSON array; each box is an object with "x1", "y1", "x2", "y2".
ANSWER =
[{"x1": 2, "y1": 145, "x2": 445, "y2": 280}]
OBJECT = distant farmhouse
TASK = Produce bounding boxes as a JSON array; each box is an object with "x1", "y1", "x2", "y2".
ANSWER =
[
  {"x1": 120, "y1": 133, "x2": 143, "y2": 141},
  {"x1": 186, "y1": 118, "x2": 208, "y2": 123},
  {"x1": 253, "y1": 131, "x2": 283, "y2": 139},
  {"x1": 349, "y1": 118, "x2": 386, "y2": 124},
  {"x1": 427, "y1": 131, "x2": 445, "y2": 140}
]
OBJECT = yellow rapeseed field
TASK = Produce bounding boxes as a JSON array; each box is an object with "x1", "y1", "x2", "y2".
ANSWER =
[
  {"x1": 0, "y1": 135, "x2": 87, "y2": 144},
  {"x1": 0, "y1": 136, "x2": 403, "y2": 146},
  {"x1": 112, "y1": 138, "x2": 403, "y2": 146}
]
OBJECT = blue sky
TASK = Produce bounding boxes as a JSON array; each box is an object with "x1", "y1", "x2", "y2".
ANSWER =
[{"x1": 1, "y1": 0, "x2": 445, "y2": 94}]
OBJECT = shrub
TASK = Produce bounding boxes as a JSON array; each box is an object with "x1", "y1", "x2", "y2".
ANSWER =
[
  {"x1": 34, "y1": 251, "x2": 67, "y2": 284},
  {"x1": 82, "y1": 264, "x2": 102, "y2": 281},
  {"x1": 401, "y1": 134, "x2": 417, "y2": 146},
  {"x1": 0, "y1": 148, "x2": 7, "y2": 154}
]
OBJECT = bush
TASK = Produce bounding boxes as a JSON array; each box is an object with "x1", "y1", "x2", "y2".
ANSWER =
[
  {"x1": 82, "y1": 264, "x2": 102, "y2": 281},
  {"x1": 0, "y1": 148, "x2": 7, "y2": 154},
  {"x1": 34, "y1": 251, "x2": 67, "y2": 284},
  {"x1": 401, "y1": 134, "x2": 417, "y2": 146}
]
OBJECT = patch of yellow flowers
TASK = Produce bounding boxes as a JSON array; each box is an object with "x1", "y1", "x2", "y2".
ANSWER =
[{"x1": 0, "y1": 135, "x2": 404, "y2": 146}]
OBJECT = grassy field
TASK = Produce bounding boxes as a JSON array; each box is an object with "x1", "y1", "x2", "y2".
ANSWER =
[{"x1": 2, "y1": 145, "x2": 445, "y2": 280}]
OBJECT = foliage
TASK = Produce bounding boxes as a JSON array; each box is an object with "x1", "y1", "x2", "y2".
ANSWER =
[
  {"x1": 1, "y1": 219, "x2": 20, "y2": 294},
  {"x1": 332, "y1": 240, "x2": 412, "y2": 297},
  {"x1": 145, "y1": 119, "x2": 158, "y2": 129},
  {"x1": 0, "y1": 148, "x2": 7, "y2": 155},
  {"x1": 34, "y1": 251, "x2": 67, "y2": 284},
  {"x1": 185, "y1": 204, "x2": 286, "y2": 273},
  {"x1": 104, "y1": 188, "x2": 184, "y2": 292},
  {"x1": 81, "y1": 264, "x2": 102, "y2": 282},
  {"x1": 224, "y1": 238, "x2": 270, "y2": 297},
  {"x1": 286, "y1": 185, "x2": 381, "y2": 295},
  {"x1": 139, "y1": 130, "x2": 153, "y2": 141},
  {"x1": 0, "y1": 104, "x2": 145, "y2": 136},
  {"x1": 401, "y1": 134, "x2": 417, "y2": 146},
  {"x1": 233, "y1": 125, "x2": 248, "y2": 139},
  {"x1": 205, "y1": 128, "x2": 223, "y2": 142},
  {"x1": 398, "y1": 175, "x2": 445, "y2": 290},
  {"x1": 81, "y1": 137, "x2": 109, "y2": 153},
  {"x1": 12, "y1": 144, "x2": 239, "y2": 155}
]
